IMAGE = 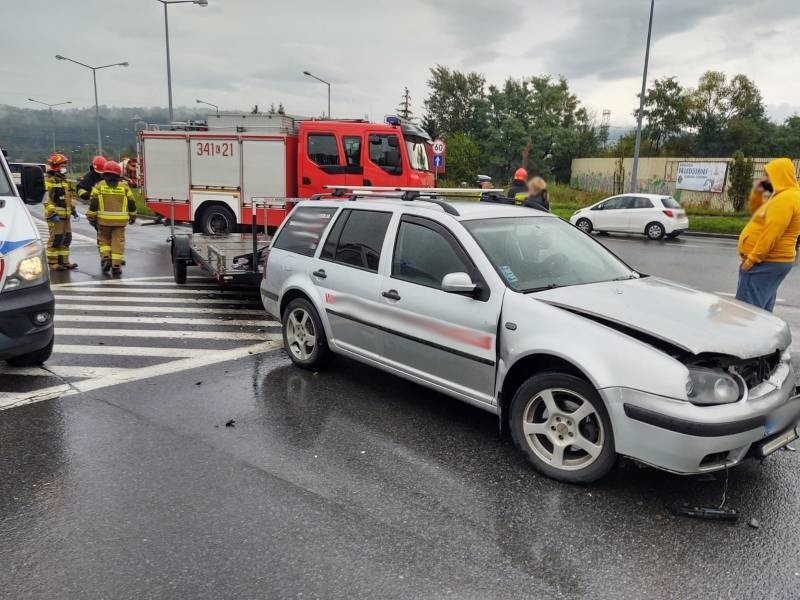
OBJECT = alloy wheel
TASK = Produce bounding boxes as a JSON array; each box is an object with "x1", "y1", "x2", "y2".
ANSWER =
[
  {"x1": 285, "y1": 308, "x2": 317, "y2": 361},
  {"x1": 520, "y1": 388, "x2": 605, "y2": 471}
]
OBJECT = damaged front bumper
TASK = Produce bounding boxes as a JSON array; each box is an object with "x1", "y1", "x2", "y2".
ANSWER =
[{"x1": 601, "y1": 360, "x2": 799, "y2": 474}]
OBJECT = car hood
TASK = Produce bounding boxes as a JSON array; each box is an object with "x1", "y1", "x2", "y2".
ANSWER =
[{"x1": 532, "y1": 277, "x2": 791, "y2": 359}]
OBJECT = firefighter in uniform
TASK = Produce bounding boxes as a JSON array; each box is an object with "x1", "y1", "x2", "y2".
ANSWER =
[
  {"x1": 86, "y1": 161, "x2": 137, "y2": 275},
  {"x1": 76, "y1": 155, "x2": 106, "y2": 203},
  {"x1": 43, "y1": 153, "x2": 79, "y2": 270}
]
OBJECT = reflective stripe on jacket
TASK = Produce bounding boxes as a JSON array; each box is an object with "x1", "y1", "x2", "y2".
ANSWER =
[
  {"x1": 87, "y1": 181, "x2": 136, "y2": 227},
  {"x1": 44, "y1": 175, "x2": 74, "y2": 217}
]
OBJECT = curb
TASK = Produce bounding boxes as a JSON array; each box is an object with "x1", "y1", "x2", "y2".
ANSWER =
[{"x1": 684, "y1": 231, "x2": 739, "y2": 240}]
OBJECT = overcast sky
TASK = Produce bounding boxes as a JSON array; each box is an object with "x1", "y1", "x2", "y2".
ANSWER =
[{"x1": 2, "y1": 0, "x2": 800, "y2": 129}]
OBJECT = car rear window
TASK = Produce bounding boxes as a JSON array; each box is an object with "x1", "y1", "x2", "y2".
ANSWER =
[
  {"x1": 661, "y1": 196, "x2": 681, "y2": 209},
  {"x1": 272, "y1": 206, "x2": 336, "y2": 257},
  {"x1": 321, "y1": 209, "x2": 392, "y2": 272}
]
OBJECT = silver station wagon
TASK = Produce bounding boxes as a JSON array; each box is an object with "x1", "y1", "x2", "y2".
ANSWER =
[{"x1": 260, "y1": 191, "x2": 799, "y2": 483}]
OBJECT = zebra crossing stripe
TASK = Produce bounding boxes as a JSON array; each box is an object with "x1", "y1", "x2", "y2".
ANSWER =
[
  {"x1": 53, "y1": 345, "x2": 212, "y2": 357},
  {"x1": 54, "y1": 276, "x2": 218, "y2": 287},
  {"x1": 54, "y1": 314, "x2": 274, "y2": 327},
  {"x1": 53, "y1": 286, "x2": 255, "y2": 295},
  {"x1": 55, "y1": 303, "x2": 266, "y2": 316},
  {"x1": 53, "y1": 294, "x2": 263, "y2": 306},
  {"x1": 54, "y1": 327, "x2": 280, "y2": 341}
]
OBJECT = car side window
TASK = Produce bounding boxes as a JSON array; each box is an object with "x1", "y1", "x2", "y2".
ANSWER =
[
  {"x1": 603, "y1": 196, "x2": 627, "y2": 210},
  {"x1": 633, "y1": 197, "x2": 654, "y2": 209},
  {"x1": 320, "y1": 209, "x2": 392, "y2": 272},
  {"x1": 272, "y1": 207, "x2": 337, "y2": 257},
  {"x1": 392, "y1": 218, "x2": 473, "y2": 291},
  {"x1": 368, "y1": 134, "x2": 402, "y2": 175},
  {"x1": 308, "y1": 134, "x2": 340, "y2": 166}
]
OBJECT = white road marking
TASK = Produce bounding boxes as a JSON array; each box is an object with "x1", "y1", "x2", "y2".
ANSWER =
[
  {"x1": 55, "y1": 303, "x2": 266, "y2": 316},
  {"x1": 54, "y1": 294, "x2": 262, "y2": 305},
  {"x1": 33, "y1": 218, "x2": 96, "y2": 245},
  {"x1": 54, "y1": 327, "x2": 279, "y2": 341},
  {"x1": 3, "y1": 366, "x2": 131, "y2": 379},
  {"x1": 1, "y1": 339, "x2": 283, "y2": 410},
  {"x1": 54, "y1": 314, "x2": 273, "y2": 327},
  {"x1": 53, "y1": 344, "x2": 211, "y2": 357},
  {"x1": 53, "y1": 286, "x2": 251, "y2": 295}
]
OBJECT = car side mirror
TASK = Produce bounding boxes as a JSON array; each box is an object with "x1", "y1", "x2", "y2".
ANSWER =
[{"x1": 441, "y1": 272, "x2": 477, "y2": 295}]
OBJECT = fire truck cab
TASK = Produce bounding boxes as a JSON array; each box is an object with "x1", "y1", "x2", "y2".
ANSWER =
[{"x1": 140, "y1": 114, "x2": 434, "y2": 234}]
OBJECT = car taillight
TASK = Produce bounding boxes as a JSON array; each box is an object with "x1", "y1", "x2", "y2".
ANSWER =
[
  {"x1": 662, "y1": 210, "x2": 674, "y2": 218},
  {"x1": 262, "y1": 248, "x2": 270, "y2": 280}
]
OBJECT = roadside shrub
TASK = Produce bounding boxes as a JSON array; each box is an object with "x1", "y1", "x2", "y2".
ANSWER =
[{"x1": 728, "y1": 151, "x2": 754, "y2": 213}]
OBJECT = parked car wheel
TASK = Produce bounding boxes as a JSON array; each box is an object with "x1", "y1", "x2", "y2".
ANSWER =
[
  {"x1": 200, "y1": 205, "x2": 236, "y2": 235},
  {"x1": 509, "y1": 372, "x2": 615, "y2": 483},
  {"x1": 575, "y1": 218, "x2": 593, "y2": 234},
  {"x1": 282, "y1": 298, "x2": 330, "y2": 369},
  {"x1": 6, "y1": 335, "x2": 54, "y2": 367},
  {"x1": 645, "y1": 222, "x2": 665, "y2": 240}
]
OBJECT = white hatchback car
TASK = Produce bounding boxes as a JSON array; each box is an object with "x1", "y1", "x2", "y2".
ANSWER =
[{"x1": 570, "y1": 193, "x2": 689, "y2": 240}]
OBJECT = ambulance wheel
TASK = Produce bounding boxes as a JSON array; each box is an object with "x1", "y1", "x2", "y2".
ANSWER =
[{"x1": 200, "y1": 205, "x2": 236, "y2": 235}]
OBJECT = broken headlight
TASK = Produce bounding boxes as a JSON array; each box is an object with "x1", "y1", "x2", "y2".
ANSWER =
[{"x1": 686, "y1": 368, "x2": 742, "y2": 405}]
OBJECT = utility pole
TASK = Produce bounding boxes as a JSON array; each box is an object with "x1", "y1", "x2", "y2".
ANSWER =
[
  {"x1": 28, "y1": 98, "x2": 71, "y2": 152},
  {"x1": 631, "y1": 0, "x2": 655, "y2": 193}
]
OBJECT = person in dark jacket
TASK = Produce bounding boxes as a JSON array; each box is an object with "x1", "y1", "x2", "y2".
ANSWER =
[
  {"x1": 522, "y1": 176, "x2": 550, "y2": 212},
  {"x1": 76, "y1": 155, "x2": 106, "y2": 203},
  {"x1": 506, "y1": 167, "x2": 528, "y2": 202}
]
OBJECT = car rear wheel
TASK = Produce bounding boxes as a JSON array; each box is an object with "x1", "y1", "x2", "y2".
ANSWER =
[
  {"x1": 282, "y1": 298, "x2": 330, "y2": 369},
  {"x1": 645, "y1": 221, "x2": 665, "y2": 240},
  {"x1": 509, "y1": 372, "x2": 615, "y2": 483},
  {"x1": 575, "y1": 218, "x2": 593, "y2": 234}
]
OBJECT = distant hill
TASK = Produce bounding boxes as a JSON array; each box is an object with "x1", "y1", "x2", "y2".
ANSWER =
[{"x1": 0, "y1": 105, "x2": 208, "y2": 168}]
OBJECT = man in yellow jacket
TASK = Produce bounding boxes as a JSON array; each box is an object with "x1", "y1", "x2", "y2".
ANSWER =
[
  {"x1": 736, "y1": 157, "x2": 800, "y2": 311},
  {"x1": 85, "y1": 161, "x2": 137, "y2": 276}
]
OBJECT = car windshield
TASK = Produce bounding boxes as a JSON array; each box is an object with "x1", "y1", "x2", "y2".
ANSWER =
[
  {"x1": 661, "y1": 196, "x2": 681, "y2": 209},
  {"x1": 405, "y1": 138, "x2": 429, "y2": 171},
  {"x1": 0, "y1": 163, "x2": 13, "y2": 196},
  {"x1": 463, "y1": 216, "x2": 637, "y2": 292}
]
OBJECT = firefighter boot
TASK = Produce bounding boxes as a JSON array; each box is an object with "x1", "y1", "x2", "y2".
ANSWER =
[
  {"x1": 101, "y1": 259, "x2": 112, "y2": 273},
  {"x1": 111, "y1": 267, "x2": 122, "y2": 277}
]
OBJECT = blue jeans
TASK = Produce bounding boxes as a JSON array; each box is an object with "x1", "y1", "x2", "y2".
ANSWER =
[{"x1": 735, "y1": 261, "x2": 793, "y2": 312}]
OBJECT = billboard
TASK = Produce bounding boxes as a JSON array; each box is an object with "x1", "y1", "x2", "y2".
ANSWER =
[{"x1": 676, "y1": 162, "x2": 727, "y2": 193}]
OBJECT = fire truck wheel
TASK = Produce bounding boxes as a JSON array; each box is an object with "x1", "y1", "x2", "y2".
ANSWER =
[
  {"x1": 282, "y1": 298, "x2": 330, "y2": 370},
  {"x1": 200, "y1": 205, "x2": 236, "y2": 235}
]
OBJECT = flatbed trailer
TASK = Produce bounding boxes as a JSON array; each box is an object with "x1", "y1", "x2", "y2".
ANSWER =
[{"x1": 169, "y1": 198, "x2": 294, "y2": 286}]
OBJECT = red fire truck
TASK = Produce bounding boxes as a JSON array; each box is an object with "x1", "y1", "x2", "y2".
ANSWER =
[{"x1": 139, "y1": 113, "x2": 435, "y2": 234}]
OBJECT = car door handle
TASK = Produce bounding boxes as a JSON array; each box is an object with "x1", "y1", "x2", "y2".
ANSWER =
[
  {"x1": 312, "y1": 269, "x2": 327, "y2": 279},
  {"x1": 382, "y1": 289, "x2": 401, "y2": 301}
]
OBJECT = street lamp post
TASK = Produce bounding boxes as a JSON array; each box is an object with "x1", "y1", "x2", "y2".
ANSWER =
[
  {"x1": 55, "y1": 55, "x2": 129, "y2": 154},
  {"x1": 303, "y1": 70, "x2": 331, "y2": 119},
  {"x1": 158, "y1": 0, "x2": 209, "y2": 123},
  {"x1": 28, "y1": 98, "x2": 71, "y2": 152},
  {"x1": 630, "y1": 0, "x2": 655, "y2": 193},
  {"x1": 196, "y1": 98, "x2": 219, "y2": 115}
]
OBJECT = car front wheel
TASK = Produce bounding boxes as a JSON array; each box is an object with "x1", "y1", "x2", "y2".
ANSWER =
[
  {"x1": 509, "y1": 372, "x2": 615, "y2": 483},
  {"x1": 281, "y1": 298, "x2": 330, "y2": 369},
  {"x1": 575, "y1": 218, "x2": 593, "y2": 234}
]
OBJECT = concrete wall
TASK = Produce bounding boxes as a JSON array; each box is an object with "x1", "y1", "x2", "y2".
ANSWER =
[{"x1": 570, "y1": 157, "x2": 798, "y2": 211}]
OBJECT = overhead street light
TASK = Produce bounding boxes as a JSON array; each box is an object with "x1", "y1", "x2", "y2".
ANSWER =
[
  {"x1": 630, "y1": 0, "x2": 655, "y2": 193},
  {"x1": 55, "y1": 55, "x2": 129, "y2": 154},
  {"x1": 158, "y1": 0, "x2": 209, "y2": 123},
  {"x1": 303, "y1": 70, "x2": 331, "y2": 119},
  {"x1": 196, "y1": 98, "x2": 219, "y2": 115},
  {"x1": 28, "y1": 98, "x2": 72, "y2": 152}
]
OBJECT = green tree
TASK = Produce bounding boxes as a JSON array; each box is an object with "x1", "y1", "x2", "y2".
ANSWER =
[
  {"x1": 728, "y1": 150, "x2": 754, "y2": 212},
  {"x1": 443, "y1": 132, "x2": 480, "y2": 184},
  {"x1": 423, "y1": 65, "x2": 487, "y2": 140},
  {"x1": 638, "y1": 77, "x2": 690, "y2": 152}
]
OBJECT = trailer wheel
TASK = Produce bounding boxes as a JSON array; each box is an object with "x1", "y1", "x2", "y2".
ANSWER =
[
  {"x1": 173, "y1": 256, "x2": 187, "y2": 285},
  {"x1": 200, "y1": 205, "x2": 236, "y2": 235}
]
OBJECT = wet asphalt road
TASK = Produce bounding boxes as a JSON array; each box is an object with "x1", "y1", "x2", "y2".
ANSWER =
[{"x1": 2, "y1": 218, "x2": 800, "y2": 599}]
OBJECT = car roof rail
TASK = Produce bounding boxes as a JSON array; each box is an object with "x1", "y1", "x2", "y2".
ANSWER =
[{"x1": 322, "y1": 186, "x2": 505, "y2": 218}]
